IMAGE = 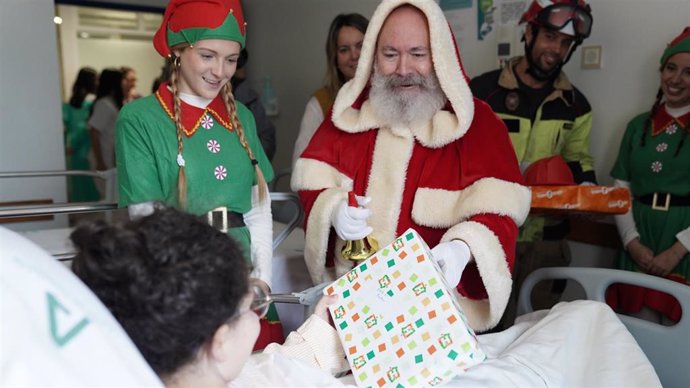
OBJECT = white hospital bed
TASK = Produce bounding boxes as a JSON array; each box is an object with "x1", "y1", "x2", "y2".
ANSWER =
[
  {"x1": 0, "y1": 170, "x2": 673, "y2": 386},
  {"x1": 518, "y1": 267, "x2": 690, "y2": 388}
]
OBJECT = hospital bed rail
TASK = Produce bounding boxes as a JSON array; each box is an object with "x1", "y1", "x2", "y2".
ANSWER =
[
  {"x1": 518, "y1": 266, "x2": 690, "y2": 388},
  {"x1": 0, "y1": 169, "x2": 303, "y2": 257}
]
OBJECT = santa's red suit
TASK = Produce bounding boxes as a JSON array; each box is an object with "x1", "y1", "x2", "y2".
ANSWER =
[{"x1": 291, "y1": 0, "x2": 531, "y2": 331}]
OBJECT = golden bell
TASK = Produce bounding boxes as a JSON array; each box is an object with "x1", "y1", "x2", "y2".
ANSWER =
[{"x1": 341, "y1": 236, "x2": 379, "y2": 262}]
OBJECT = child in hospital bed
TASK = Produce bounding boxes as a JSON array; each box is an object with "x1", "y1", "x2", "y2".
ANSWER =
[
  {"x1": 70, "y1": 207, "x2": 351, "y2": 387},
  {"x1": 65, "y1": 206, "x2": 660, "y2": 387}
]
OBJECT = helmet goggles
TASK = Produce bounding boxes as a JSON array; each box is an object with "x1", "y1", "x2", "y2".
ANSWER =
[{"x1": 536, "y1": 3, "x2": 592, "y2": 39}]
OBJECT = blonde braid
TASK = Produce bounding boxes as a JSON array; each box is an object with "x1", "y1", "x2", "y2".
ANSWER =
[
  {"x1": 221, "y1": 83, "x2": 268, "y2": 202},
  {"x1": 170, "y1": 56, "x2": 188, "y2": 209}
]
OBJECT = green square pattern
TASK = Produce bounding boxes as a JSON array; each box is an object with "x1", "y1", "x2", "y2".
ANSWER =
[
  {"x1": 408, "y1": 376, "x2": 418, "y2": 385},
  {"x1": 434, "y1": 289, "x2": 444, "y2": 298},
  {"x1": 415, "y1": 318, "x2": 424, "y2": 328},
  {"x1": 366, "y1": 350, "x2": 375, "y2": 360},
  {"x1": 408, "y1": 306, "x2": 418, "y2": 315},
  {"x1": 387, "y1": 259, "x2": 396, "y2": 268},
  {"x1": 415, "y1": 354, "x2": 423, "y2": 364},
  {"x1": 407, "y1": 340, "x2": 417, "y2": 350},
  {"x1": 343, "y1": 290, "x2": 351, "y2": 298},
  {"x1": 360, "y1": 263, "x2": 368, "y2": 272},
  {"x1": 362, "y1": 305, "x2": 370, "y2": 314},
  {"x1": 409, "y1": 274, "x2": 418, "y2": 282},
  {"x1": 359, "y1": 372, "x2": 368, "y2": 382},
  {"x1": 448, "y1": 350, "x2": 458, "y2": 360},
  {"x1": 405, "y1": 232, "x2": 414, "y2": 240},
  {"x1": 429, "y1": 277, "x2": 437, "y2": 286},
  {"x1": 362, "y1": 337, "x2": 370, "y2": 346},
  {"x1": 339, "y1": 321, "x2": 348, "y2": 329},
  {"x1": 385, "y1": 322, "x2": 394, "y2": 331}
]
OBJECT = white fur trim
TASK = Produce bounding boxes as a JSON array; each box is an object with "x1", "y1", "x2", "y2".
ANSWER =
[
  {"x1": 411, "y1": 178, "x2": 532, "y2": 228},
  {"x1": 365, "y1": 128, "x2": 415, "y2": 247},
  {"x1": 303, "y1": 188, "x2": 348, "y2": 283},
  {"x1": 291, "y1": 158, "x2": 354, "y2": 192},
  {"x1": 443, "y1": 221, "x2": 512, "y2": 331},
  {"x1": 332, "y1": 0, "x2": 474, "y2": 146}
]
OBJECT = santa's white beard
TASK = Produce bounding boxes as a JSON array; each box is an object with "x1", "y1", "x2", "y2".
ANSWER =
[{"x1": 369, "y1": 67, "x2": 446, "y2": 127}]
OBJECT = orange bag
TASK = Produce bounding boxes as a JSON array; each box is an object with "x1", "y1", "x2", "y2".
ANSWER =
[{"x1": 530, "y1": 185, "x2": 631, "y2": 215}]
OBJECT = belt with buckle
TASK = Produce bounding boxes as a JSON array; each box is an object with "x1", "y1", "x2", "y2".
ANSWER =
[
  {"x1": 635, "y1": 192, "x2": 690, "y2": 211},
  {"x1": 206, "y1": 206, "x2": 245, "y2": 232}
]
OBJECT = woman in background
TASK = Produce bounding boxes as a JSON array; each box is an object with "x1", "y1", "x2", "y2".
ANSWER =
[
  {"x1": 89, "y1": 68, "x2": 124, "y2": 174},
  {"x1": 609, "y1": 27, "x2": 690, "y2": 323},
  {"x1": 121, "y1": 66, "x2": 141, "y2": 103},
  {"x1": 292, "y1": 13, "x2": 368, "y2": 165},
  {"x1": 115, "y1": 0, "x2": 280, "y2": 348},
  {"x1": 63, "y1": 67, "x2": 99, "y2": 202}
]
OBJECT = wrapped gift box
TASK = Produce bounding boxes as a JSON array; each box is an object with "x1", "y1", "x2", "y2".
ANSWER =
[
  {"x1": 324, "y1": 229, "x2": 485, "y2": 387},
  {"x1": 530, "y1": 185, "x2": 631, "y2": 215}
]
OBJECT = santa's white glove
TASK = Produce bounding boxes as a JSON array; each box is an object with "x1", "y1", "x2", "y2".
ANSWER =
[
  {"x1": 332, "y1": 195, "x2": 373, "y2": 241},
  {"x1": 431, "y1": 240, "x2": 471, "y2": 287}
]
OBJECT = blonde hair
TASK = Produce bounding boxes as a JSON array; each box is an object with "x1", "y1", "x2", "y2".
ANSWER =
[
  {"x1": 170, "y1": 55, "x2": 188, "y2": 208},
  {"x1": 220, "y1": 82, "x2": 268, "y2": 201},
  {"x1": 170, "y1": 46, "x2": 268, "y2": 209}
]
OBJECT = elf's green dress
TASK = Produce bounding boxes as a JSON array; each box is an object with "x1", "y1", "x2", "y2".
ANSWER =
[
  {"x1": 608, "y1": 105, "x2": 690, "y2": 321},
  {"x1": 116, "y1": 83, "x2": 282, "y2": 347},
  {"x1": 63, "y1": 101, "x2": 99, "y2": 202}
]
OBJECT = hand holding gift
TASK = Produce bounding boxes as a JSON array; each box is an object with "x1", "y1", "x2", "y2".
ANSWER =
[{"x1": 431, "y1": 240, "x2": 471, "y2": 287}]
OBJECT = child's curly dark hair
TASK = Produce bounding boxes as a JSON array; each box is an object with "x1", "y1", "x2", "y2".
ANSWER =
[{"x1": 71, "y1": 207, "x2": 248, "y2": 378}]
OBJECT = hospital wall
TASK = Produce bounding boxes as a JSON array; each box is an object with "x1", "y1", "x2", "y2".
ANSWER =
[{"x1": 0, "y1": 0, "x2": 69, "y2": 230}]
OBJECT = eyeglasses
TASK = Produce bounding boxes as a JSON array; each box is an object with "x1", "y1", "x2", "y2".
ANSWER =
[
  {"x1": 247, "y1": 281, "x2": 272, "y2": 319},
  {"x1": 536, "y1": 3, "x2": 593, "y2": 39}
]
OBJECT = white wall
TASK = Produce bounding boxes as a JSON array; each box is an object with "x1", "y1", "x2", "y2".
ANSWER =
[
  {"x1": 561, "y1": 0, "x2": 690, "y2": 185},
  {"x1": 243, "y1": 0, "x2": 379, "y2": 181},
  {"x1": 0, "y1": 0, "x2": 68, "y2": 230},
  {"x1": 78, "y1": 38, "x2": 163, "y2": 97}
]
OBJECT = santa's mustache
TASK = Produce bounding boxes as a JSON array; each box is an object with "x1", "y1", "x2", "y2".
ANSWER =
[{"x1": 382, "y1": 73, "x2": 429, "y2": 89}]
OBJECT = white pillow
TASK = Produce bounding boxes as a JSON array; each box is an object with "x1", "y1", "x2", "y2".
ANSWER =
[{"x1": 0, "y1": 227, "x2": 163, "y2": 386}]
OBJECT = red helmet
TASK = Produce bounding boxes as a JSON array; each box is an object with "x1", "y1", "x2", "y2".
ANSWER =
[
  {"x1": 520, "y1": 0, "x2": 592, "y2": 39},
  {"x1": 524, "y1": 156, "x2": 575, "y2": 186}
]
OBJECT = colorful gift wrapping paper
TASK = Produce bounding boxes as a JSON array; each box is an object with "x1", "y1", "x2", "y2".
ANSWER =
[{"x1": 324, "y1": 229, "x2": 485, "y2": 387}]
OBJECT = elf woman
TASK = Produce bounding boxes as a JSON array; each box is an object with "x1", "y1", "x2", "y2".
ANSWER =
[
  {"x1": 609, "y1": 27, "x2": 690, "y2": 323},
  {"x1": 115, "y1": 0, "x2": 282, "y2": 348}
]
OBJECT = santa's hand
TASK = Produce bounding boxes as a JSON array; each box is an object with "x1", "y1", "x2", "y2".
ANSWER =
[
  {"x1": 431, "y1": 240, "x2": 471, "y2": 287},
  {"x1": 332, "y1": 196, "x2": 373, "y2": 241}
]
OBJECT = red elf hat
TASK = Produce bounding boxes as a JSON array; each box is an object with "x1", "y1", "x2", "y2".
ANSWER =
[{"x1": 153, "y1": 0, "x2": 246, "y2": 58}]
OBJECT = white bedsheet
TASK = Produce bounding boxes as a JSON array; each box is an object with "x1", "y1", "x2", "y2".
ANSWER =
[{"x1": 340, "y1": 301, "x2": 661, "y2": 387}]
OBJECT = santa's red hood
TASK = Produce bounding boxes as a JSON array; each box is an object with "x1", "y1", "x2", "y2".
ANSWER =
[{"x1": 331, "y1": 0, "x2": 475, "y2": 148}]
